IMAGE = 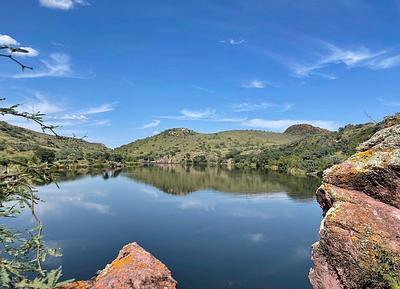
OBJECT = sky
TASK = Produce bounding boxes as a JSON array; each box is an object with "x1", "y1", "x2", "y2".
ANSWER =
[{"x1": 1, "y1": 0, "x2": 400, "y2": 147}]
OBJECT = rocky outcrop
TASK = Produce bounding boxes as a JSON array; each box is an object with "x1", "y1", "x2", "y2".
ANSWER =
[
  {"x1": 284, "y1": 124, "x2": 331, "y2": 135},
  {"x1": 156, "y1": 156, "x2": 179, "y2": 164},
  {"x1": 58, "y1": 242, "x2": 177, "y2": 289},
  {"x1": 309, "y1": 124, "x2": 400, "y2": 289}
]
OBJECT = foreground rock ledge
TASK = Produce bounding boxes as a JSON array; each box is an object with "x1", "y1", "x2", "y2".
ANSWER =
[
  {"x1": 57, "y1": 242, "x2": 177, "y2": 289},
  {"x1": 309, "y1": 124, "x2": 400, "y2": 289}
]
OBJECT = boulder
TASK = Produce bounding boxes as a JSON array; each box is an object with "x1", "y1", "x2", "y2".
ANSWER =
[
  {"x1": 309, "y1": 125, "x2": 400, "y2": 289},
  {"x1": 57, "y1": 242, "x2": 177, "y2": 289}
]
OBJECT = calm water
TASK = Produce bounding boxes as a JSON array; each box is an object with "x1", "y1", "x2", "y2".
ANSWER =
[{"x1": 11, "y1": 166, "x2": 323, "y2": 289}]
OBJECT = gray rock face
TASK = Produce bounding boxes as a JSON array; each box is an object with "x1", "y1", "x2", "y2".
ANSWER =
[{"x1": 309, "y1": 124, "x2": 400, "y2": 289}]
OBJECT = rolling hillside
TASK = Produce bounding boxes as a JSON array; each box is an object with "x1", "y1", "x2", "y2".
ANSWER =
[
  {"x1": 116, "y1": 128, "x2": 301, "y2": 163},
  {"x1": 0, "y1": 121, "x2": 112, "y2": 165}
]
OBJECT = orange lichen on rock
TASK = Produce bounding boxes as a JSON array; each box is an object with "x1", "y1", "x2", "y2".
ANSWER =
[
  {"x1": 57, "y1": 242, "x2": 178, "y2": 289},
  {"x1": 310, "y1": 124, "x2": 400, "y2": 289}
]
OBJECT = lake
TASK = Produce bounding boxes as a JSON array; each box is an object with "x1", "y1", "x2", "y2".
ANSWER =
[{"x1": 10, "y1": 166, "x2": 323, "y2": 289}]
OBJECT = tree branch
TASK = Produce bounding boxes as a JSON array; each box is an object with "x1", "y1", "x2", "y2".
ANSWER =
[{"x1": 0, "y1": 45, "x2": 33, "y2": 71}]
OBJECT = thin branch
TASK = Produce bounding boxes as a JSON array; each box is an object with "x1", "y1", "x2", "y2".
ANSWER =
[
  {"x1": 0, "y1": 45, "x2": 33, "y2": 71},
  {"x1": 0, "y1": 54, "x2": 33, "y2": 71},
  {"x1": 0, "y1": 99, "x2": 59, "y2": 136}
]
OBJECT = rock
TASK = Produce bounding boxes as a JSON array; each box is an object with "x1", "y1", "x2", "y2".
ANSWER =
[
  {"x1": 284, "y1": 124, "x2": 331, "y2": 135},
  {"x1": 57, "y1": 242, "x2": 177, "y2": 289},
  {"x1": 309, "y1": 124, "x2": 400, "y2": 289}
]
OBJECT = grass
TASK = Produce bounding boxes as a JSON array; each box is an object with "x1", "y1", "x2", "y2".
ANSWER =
[{"x1": 116, "y1": 128, "x2": 300, "y2": 163}]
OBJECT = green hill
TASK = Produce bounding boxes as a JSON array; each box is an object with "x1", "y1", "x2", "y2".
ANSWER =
[
  {"x1": 116, "y1": 128, "x2": 301, "y2": 164},
  {"x1": 0, "y1": 121, "x2": 116, "y2": 167},
  {"x1": 2, "y1": 113, "x2": 399, "y2": 176},
  {"x1": 234, "y1": 122, "x2": 385, "y2": 175}
]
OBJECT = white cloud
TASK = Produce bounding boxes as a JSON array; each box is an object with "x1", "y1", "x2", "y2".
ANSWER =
[
  {"x1": 51, "y1": 114, "x2": 88, "y2": 121},
  {"x1": 241, "y1": 118, "x2": 337, "y2": 131},
  {"x1": 13, "y1": 53, "x2": 72, "y2": 78},
  {"x1": 241, "y1": 80, "x2": 267, "y2": 88},
  {"x1": 160, "y1": 108, "x2": 245, "y2": 123},
  {"x1": 379, "y1": 99, "x2": 400, "y2": 107},
  {"x1": 0, "y1": 34, "x2": 19, "y2": 46},
  {"x1": 220, "y1": 38, "x2": 246, "y2": 45},
  {"x1": 282, "y1": 103, "x2": 293, "y2": 112},
  {"x1": 368, "y1": 54, "x2": 400, "y2": 70},
  {"x1": 161, "y1": 108, "x2": 217, "y2": 121},
  {"x1": 192, "y1": 85, "x2": 215, "y2": 94},
  {"x1": 19, "y1": 92, "x2": 63, "y2": 114},
  {"x1": 91, "y1": 119, "x2": 111, "y2": 126},
  {"x1": 291, "y1": 41, "x2": 399, "y2": 78},
  {"x1": 142, "y1": 120, "x2": 160, "y2": 129},
  {"x1": 178, "y1": 199, "x2": 214, "y2": 211},
  {"x1": 232, "y1": 102, "x2": 276, "y2": 112},
  {"x1": 39, "y1": 0, "x2": 89, "y2": 10},
  {"x1": 243, "y1": 233, "x2": 265, "y2": 243},
  {"x1": 180, "y1": 108, "x2": 216, "y2": 119},
  {"x1": 81, "y1": 103, "x2": 115, "y2": 114},
  {"x1": 1, "y1": 92, "x2": 114, "y2": 133},
  {"x1": 0, "y1": 35, "x2": 38, "y2": 57}
]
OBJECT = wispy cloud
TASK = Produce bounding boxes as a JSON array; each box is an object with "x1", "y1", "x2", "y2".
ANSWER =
[
  {"x1": 232, "y1": 102, "x2": 276, "y2": 112},
  {"x1": 161, "y1": 108, "x2": 217, "y2": 120},
  {"x1": 81, "y1": 103, "x2": 115, "y2": 114},
  {"x1": 219, "y1": 38, "x2": 246, "y2": 45},
  {"x1": 180, "y1": 108, "x2": 216, "y2": 119},
  {"x1": 13, "y1": 53, "x2": 72, "y2": 79},
  {"x1": 38, "y1": 0, "x2": 89, "y2": 10},
  {"x1": 241, "y1": 80, "x2": 267, "y2": 88},
  {"x1": 243, "y1": 233, "x2": 266, "y2": 243},
  {"x1": 2, "y1": 93, "x2": 114, "y2": 134},
  {"x1": 379, "y1": 98, "x2": 400, "y2": 107},
  {"x1": 142, "y1": 120, "x2": 160, "y2": 129},
  {"x1": 192, "y1": 85, "x2": 215, "y2": 94},
  {"x1": 19, "y1": 92, "x2": 63, "y2": 114},
  {"x1": 291, "y1": 41, "x2": 400, "y2": 78},
  {"x1": 159, "y1": 108, "x2": 335, "y2": 131},
  {"x1": 242, "y1": 118, "x2": 337, "y2": 131},
  {"x1": 368, "y1": 54, "x2": 400, "y2": 70},
  {"x1": 282, "y1": 103, "x2": 293, "y2": 112}
]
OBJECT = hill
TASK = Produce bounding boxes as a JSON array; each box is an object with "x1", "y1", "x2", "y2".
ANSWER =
[
  {"x1": 2, "y1": 113, "x2": 399, "y2": 176},
  {"x1": 284, "y1": 124, "x2": 330, "y2": 135},
  {"x1": 0, "y1": 121, "x2": 118, "y2": 167},
  {"x1": 116, "y1": 128, "x2": 300, "y2": 164},
  {"x1": 234, "y1": 121, "x2": 387, "y2": 175}
]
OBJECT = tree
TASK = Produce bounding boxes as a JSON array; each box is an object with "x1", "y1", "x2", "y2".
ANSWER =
[
  {"x1": 0, "y1": 40, "x2": 67, "y2": 288},
  {"x1": 36, "y1": 148, "x2": 56, "y2": 163}
]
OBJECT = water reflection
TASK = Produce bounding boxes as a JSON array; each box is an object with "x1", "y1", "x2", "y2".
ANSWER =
[
  {"x1": 122, "y1": 165, "x2": 321, "y2": 199},
  {"x1": 13, "y1": 166, "x2": 323, "y2": 289}
]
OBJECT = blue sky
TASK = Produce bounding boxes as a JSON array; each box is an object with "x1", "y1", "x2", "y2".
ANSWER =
[{"x1": 1, "y1": 0, "x2": 400, "y2": 147}]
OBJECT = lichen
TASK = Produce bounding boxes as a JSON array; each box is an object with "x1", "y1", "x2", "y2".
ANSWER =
[{"x1": 360, "y1": 244, "x2": 400, "y2": 289}]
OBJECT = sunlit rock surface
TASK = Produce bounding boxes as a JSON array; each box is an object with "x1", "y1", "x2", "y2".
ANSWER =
[
  {"x1": 58, "y1": 242, "x2": 177, "y2": 289},
  {"x1": 309, "y1": 124, "x2": 400, "y2": 289}
]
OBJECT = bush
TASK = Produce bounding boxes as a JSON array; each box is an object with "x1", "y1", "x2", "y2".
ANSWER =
[{"x1": 36, "y1": 148, "x2": 55, "y2": 163}]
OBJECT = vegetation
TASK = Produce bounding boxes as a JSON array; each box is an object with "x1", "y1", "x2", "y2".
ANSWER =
[
  {"x1": 115, "y1": 119, "x2": 396, "y2": 176},
  {"x1": 0, "y1": 41, "x2": 69, "y2": 288},
  {"x1": 116, "y1": 128, "x2": 300, "y2": 164},
  {"x1": 0, "y1": 121, "x2": 122, "y2": 169},
  {"x1": 2, "y1": 115, "x2": 396, "y2": 179},
  {"x1": 123, "y1": 165, "x2": 321, "y2": 199},
  {"x1": 235, "y1": 122, "x2": 382, "y2": 175}
]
